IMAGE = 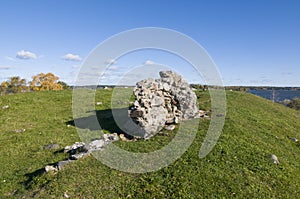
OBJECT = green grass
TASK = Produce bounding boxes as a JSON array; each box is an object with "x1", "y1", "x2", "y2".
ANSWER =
[{"x1": 0, "y1": 89, "x2": 299, "y2": 198}]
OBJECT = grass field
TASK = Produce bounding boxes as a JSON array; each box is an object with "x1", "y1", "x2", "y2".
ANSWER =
[{"x1": 0, "y1": 89, "x2": 299, "y2": 198}]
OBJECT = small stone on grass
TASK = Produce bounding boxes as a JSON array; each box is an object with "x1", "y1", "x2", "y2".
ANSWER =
[
  {"x1": 164, "y1": 125, "x2": 175, "y2": 131},
  {"x1": 270, "y1": 154, "x2": 279, "y2": 164}
]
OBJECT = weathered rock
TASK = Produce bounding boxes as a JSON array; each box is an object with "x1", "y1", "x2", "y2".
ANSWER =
[
  {"x1": 43, "y1": 143, "x2": 60, "y2": 150},
  {"x1": 127, "y1": 71, "x2": 199, "y2": 139},
  {"x1": 164, "y1": 125, "x2": 176, "y2": 131},
  {"x1": 57, "y1": 160, "x2": 73, "y2": 170},
  {"x1": 88, "y1": 139, "x2": 105, "y2": 151},
  {"x1": 44, "y1": 133, "x2": 121, "y2": 172},
  {"x1": 289, "y1": 137, "x2": 298, "y2": 142},
  {"x1": 199, "y1": 110, "x2": 209, "y2": 118},
  {"x1": 70, "y1": 152, "x2": 90, "y2": 160},
  {"x1": 63, "y1": 192, "x2": 70, "y2": 198},
  {"x1": 103, "y1": 133, "x2": 119, "y2": 142},
  {"x1": 14, "y1": 129, "x2": 26, "y2": 133},
  {"x1": 45, "y1": 165, "x2": 58, "y2": 172},
  {"x1": 270, "y1": 154, "x2": 279, "y2": 164},
  {"x1": 64, "y1": 142, "x2": 86, "y2": 154},
  {"x1": 119, "y1": 134, "x2": 129, "y2": 141},
  {"x1": 2, "y1": 105, "x2": 9, "y2": 109}
]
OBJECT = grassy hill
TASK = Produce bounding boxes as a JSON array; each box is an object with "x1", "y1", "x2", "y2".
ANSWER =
[{"x1": 0, "y1": 89, "x2": 299, "y2": 198}]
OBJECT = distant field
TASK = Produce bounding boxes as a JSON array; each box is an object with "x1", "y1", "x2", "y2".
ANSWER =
[{"x1": 0, "y1": 89, "x2": 299, "y2": 198}]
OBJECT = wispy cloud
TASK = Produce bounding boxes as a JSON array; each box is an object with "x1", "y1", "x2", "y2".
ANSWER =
[
  {"x1": 16, "y1": 50, "x2": 37, "y2": 60},
  {"x1": 107, "y1": 65, "x2": 119, "y2": 70},
  {"x1": 38, "y1": 54, "x2": 45, "y2": 59},
  {"x1": 143, "y1": 60, "x2": 155, "y2": 65},
  {"x1": 4, "y1": 56, "x2": 16, "y2": 61},
  {"x1": 0, "y1": 66, "x2": 12, "y2": 70},
  {"x1": 62, "y1": 53, "x2": 82, "y2": 62},
  {"x1": 281, "y1": 72, "x2": 293, "y2": 76},
  {"x1": 105, "y1": 59, "x2": 117, "y2": 65}
]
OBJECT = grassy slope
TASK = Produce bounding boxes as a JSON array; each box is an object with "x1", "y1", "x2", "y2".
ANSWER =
[{"x1": 0, "y1": 90, "x2": 299, "y2": 198}]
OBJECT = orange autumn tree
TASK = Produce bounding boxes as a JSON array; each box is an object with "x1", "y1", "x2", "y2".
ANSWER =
[{"x1": 30, "y1": 73, "x2": 63, "y2": 91}]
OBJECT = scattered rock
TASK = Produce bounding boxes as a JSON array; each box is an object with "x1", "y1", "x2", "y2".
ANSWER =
[
  {"x1": 103, "y1": 133, "x2": 119, "y2": 142},
  {"x1": 56, "y1": 160, "x2": 73, "y2": 170},
  {"x1": 164, "y1": 125, "x2": 175, "y2": 131},
  {"x1": 45, "y1": 133, "x2": 120, "y2": 172},
  {"x1": 14, "y1": 129, "x2": 26, "y2": 133},
  {"x1": 119, "y1": 134, "x2": 130, "y2": 141},
  {"x1": 44, "y1": 165, "x2": 58, "y2": 172},
  {"x1": 270, "y1": 154, "x2": 279, "y2": 164},
  {"x1": 70, "y1": 152, "x2": 90, "y2": 160},
  {"x1": 126, "y1": 71, "x2": 200, "y2": 139},
  {"x1": 64, "y1": 142, "x2": 86, "y2": 154},
  {"x1": 43, "y1": 143, "x2": 60, "y2": 150},
  {"x1": 67, "y1": 124, "x2": 71, "y2": 128},
  {"x1": 96, "y1": 102, "x2": 103, "y2": 105},
  {"x1": 88, "y1": 139, "x2": 105, "y2": 151},
  {"x1": 199, "y1": 110, "x2": 209, "y2": 118},
  {"x1": 289, "y1": 137, "x2": 298, "y2": 142},
  {"x1": 2, "y1": 105, "x2": 9, "y2": 109},
  {"x1": 64, "y1": 192, "x2": 70, "y2": 198}
]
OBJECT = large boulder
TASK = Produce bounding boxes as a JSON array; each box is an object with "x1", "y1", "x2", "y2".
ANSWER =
[{"x1": 127, "y1": 71, "x2": 199, "y2": 139}]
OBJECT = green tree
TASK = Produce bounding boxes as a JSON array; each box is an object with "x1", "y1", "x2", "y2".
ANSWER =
[
  {"x1": 286, "y1": 97, "x2": 300, "y2": 110},
  {"x1": 57, "y1": 81, "x2": 70, "y2": 90}
]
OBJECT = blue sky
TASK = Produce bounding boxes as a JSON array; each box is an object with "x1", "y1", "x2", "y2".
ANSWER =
[{"x1": 0, "y1": 0, "x2": 299, "y2": 86}]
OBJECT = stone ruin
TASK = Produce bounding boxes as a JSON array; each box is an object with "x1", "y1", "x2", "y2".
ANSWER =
[
  {"x1": 126, "y1": 70, "x2": 200, "y2": 139},
  {"x1": 44, "y1": 71, "x2": 202, "y2": 172}
]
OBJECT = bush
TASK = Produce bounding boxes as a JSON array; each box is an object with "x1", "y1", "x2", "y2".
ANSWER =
[{"x1": 285, "y1": 97, "x2": 300, "y2": 110}]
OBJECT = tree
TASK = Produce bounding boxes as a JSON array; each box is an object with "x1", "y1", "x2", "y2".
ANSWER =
[
  {"x1": 0, "y1": 81, "x2": 8, "y2": 95},
  {"x1": 30, "y1": 73, "x2": 63, "y2": 91},
  {"x1": 0, "y1": 76, "x2": 28, "y2": 94},
  {"x1": 286, "y1": 97, "x2": 300, "y2": 110},
  {"x1": 57, "y1": 81, "x2": 70, "y2": 90}
]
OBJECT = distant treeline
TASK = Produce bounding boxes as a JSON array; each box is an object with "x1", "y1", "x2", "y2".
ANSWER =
[
  {"x1": 190, "y1": 84, "x2": 300, "y2": 92},
  {"x1": 241, "y1": 86, "x2": 300, "y2": 91},
  {"x1": 0, "y1": 73, "x2": 69, "y2": 95},
  {"x1": 72, "y1": 84, "x2": 300, "y2": 92}
]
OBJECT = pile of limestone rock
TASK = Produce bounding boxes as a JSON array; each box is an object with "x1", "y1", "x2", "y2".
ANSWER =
[
  {"x1": 45, "y1": 71, "x2": 204, "y2": 172},
  {"x1": 44, "y1": 133, "x2": 119, "y2": 172},
  {"x1": 125, "y1": 71, "x2": 200, "y2": 139}
]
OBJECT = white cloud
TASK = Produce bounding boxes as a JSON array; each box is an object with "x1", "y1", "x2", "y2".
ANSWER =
[
  {"x1": 4, "y1": 56, "x2": 15, "y2": 61},
  {"x1": 105, "y1": 59, "x2": 117, "y2": 65},
  {"x1": 107, "y1": 65, "x2": 119, "y2": 70},
  {"x1": 144, "y1": 60, "x2": 155, "y2": 65},
  {"x1": 62, "y1": 53, "x2": 82, "y2": 62},
  {"x1": 16, "y1": 50, "x2": 37, "y2": 60},
  {"x1": 0, "y1": 66, "x2": 13, "y2": 70}
]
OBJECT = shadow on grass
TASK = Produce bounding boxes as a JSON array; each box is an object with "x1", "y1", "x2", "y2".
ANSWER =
[
  {"x1": 22, "y1": 162, "x2": 58, "y2": 191},
  {"x1": 66, "y1": 108, "x2": 130, "y2": 134},
  {"x1": 23, "y1": 168, "x2": 46, "y2": 189},
  {"x1": 21, "y1": 108, "x2": 132, "y2": 191}
]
